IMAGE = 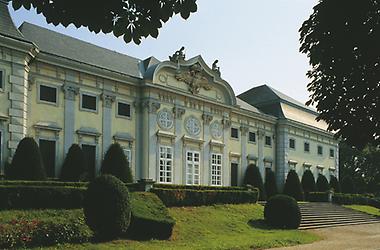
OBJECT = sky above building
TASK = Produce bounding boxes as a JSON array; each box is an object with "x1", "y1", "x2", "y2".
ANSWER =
[{"x1": 9, "y1": 0, "x2": 318, "y2": 104}]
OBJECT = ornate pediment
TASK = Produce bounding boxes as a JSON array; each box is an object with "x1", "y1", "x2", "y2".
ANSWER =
[{"x1": 175, "y1": 63, "x2": 212, "y2": 94}]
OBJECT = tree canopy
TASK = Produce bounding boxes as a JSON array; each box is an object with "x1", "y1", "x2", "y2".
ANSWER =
[
  {"x1": 10, "y1": 0, "x2": 198, "y2": 44},
  {"x1": 299, "y1": 0, "x2": 380, "y2": 149}
]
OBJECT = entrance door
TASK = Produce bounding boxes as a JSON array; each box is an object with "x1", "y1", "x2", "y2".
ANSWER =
[
  {"x1": 186, "y1": 150, "x2": 200, "y2": 185},
  {"x1": 39, "y1": 139, "x2": 56, "y2": 178},
  {"x1": 82, "y1": 144, "x2": 96, "y2": 180},
  {"x1": 0, "y1": 131, "x2": 2, "y2": 167},
  {"x1": 230, "y1": 163, "x2": 238, "y2": 186}
]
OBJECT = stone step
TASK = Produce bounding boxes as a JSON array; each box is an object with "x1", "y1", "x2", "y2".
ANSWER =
[
  {"x1": 299, "y1": 220, "x2": 380, "y2": 230},
  {"x1": 301, "y1": 217, "x2": 379, "y2": 224},
  {"x1": 301, "y1": 215, "x2": 376, "y2": 221}
]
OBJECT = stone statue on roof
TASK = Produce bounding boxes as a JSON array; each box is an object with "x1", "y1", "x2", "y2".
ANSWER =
[
  {"x1": 169, "y1": 46, "x2": 186, "y2": 63},
  {"x1": 212, "y1": 59, "x2": 221, "y2": 76}
]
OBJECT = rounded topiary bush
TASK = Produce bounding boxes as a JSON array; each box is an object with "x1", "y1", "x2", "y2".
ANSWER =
[
  {"x1": 264, "y1": 169, "x2": 278, "y2": 199},
  {"x1": 316, "y1": 174, "x2": 330, "y2": 192},
  {"x1": 329, "y1": 175, "x2": 341, "y2": 193},
  {"x1": 8, "y1": 137, "x2": 46, "y2": 180},
  {"x1": 84, "y1": 175, "x2": 131, "y2": 240},
  {"x1": 283, "y1": 170, "x2": 304, "y2": 201},
  {"x1": 341, "y1": 176, "x2": 355, "y2": 194},
  {"x1": 101, "y1": 143, "x2": 133, "y2": 183},
  {"x1": 244, "y1": 164, "x2": 266, "y2": 200},
  {"x1": 301, "y1": 169, "x2": 317, "y2": 194},
  {"x1": 60, "y1": 144, "x2": 87, "y2": 181},
  {"x1": 264, "y1": 194, "x2": 301, "y2": 229}
]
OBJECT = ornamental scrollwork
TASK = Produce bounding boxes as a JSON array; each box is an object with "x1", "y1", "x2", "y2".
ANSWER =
[{"x1": 175, "y1": 63, "x2": 212, "y2": 94}]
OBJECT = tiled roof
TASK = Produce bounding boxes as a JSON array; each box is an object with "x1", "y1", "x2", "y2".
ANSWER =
[{"x1": 0, "y1": 1, "x2": 28, "y2": 40}]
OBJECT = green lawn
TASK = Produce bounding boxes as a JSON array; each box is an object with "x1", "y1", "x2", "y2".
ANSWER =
[
  {"x1": 344, "y1": 205, "x2": 380, "y2": 216},
  {"x1": 39, "y1": 203, "x2": 319, "y2": 250}
]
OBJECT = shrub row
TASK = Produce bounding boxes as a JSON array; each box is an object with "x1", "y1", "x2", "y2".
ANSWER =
[
  {"x1": 0, "y1": 186, "x2": 86, "y2": 209},
  {"x1": 305, "y1": 192, "x2": 329, "y2": 202},
  {"x1": 0, "y1": 180, "x2": 88, "y2": 187},
  {"x1": 127, "y1": 192, "x2": 175, "y2": 240},
  {"x1": 333, "y1": 193, "x2": 380, "y2": 209},
  {"x1": 151, "y1": 188, "x2": 259, "y2": 207},
  {"x1": 153, "y1": 183, "x2": 248, "y2": 191}
]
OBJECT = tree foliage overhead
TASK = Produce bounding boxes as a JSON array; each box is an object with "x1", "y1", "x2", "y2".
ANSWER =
[
  {"x1": 299, "y1": 0, "x2": 380, "y2": 149},
  {"x1": 10, "y1": 0, "x2": 198, "y2": 44}
]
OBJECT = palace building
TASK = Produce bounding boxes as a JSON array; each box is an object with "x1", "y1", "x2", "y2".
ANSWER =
[{"x1": 0, "y1": 1, "x2": 338, "y2": 189}]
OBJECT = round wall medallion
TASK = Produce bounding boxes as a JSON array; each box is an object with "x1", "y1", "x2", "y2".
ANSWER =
[
  {"x1": 185, "y1": 116, "x2": 201, "y2": 136},
  {"x1": 210, "y1": 121, "x2": 223, "y2": 139},
  {"x1": 157, "y1": 108, "x2": 174, "y2": 130}
]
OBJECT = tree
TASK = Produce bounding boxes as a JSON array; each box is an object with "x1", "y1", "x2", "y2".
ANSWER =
[
  {"x1": 101, "y1": 143, "x2": 133, "y2": 183},
  {"x1": 341, "y1": 176, "x2": 355, "y2": 194},
  {"x1": 264, "y1": 169, "x2": 278, "y2": 199},
  {"x1": 283, "y1": 170, "x2": 304, "y2": 201},
  {"x1": 9, "y1": 0, "x2": 198, "y2": 44},
  {"x1": 60, "y1": 144, "x2": 87, "y2": 181},
  {"x1": 316, "y1": 174, "x2": 330, "y2": 192},
  {"x1": 299, "y1": 0, "x2": 380, "y2": 149},
  {"x1": 329, "y1": 175, "x2": 341, "y2": 193},
  {"x1": 8, "y1": 137, "x2": 46, "y2": 180},
  {"x1": 244, "y1": 164, "x2": 266, "y2": 200},
  {"x1": 301, "y1": 169, "x2": 317, "y2": 194}
]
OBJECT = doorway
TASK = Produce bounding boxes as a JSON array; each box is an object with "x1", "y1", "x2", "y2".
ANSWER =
[
  {"x1": 82, "y1": 144, "x2": 96, "y2": 180},
  {"x1": 39, "y1": 139, "x2": 56, "y2": 178},
  {"x1": 230, "y1": 162, "x2": 238, "y2": 186}
]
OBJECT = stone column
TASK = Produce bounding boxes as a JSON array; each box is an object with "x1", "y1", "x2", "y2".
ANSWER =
[
  {"x1": 222, "y1": 115, "x2": 231, "y2": 186},
  {"x1": 257, "y1": 128, "x2": 265, "y2": 180},
  {"x1": 202, "y1": 111, "x2": 213, "y2": 185},
  {"x1": 101, "y1": 92, "x2": 115, "y2": 157},
  {"x1": 240, "y1": 124, "x2": 249, "y2": 185},
  {"x1": 173, "y1": 105, "x2": 185, "y2": 184},
  {"x1": 275, "y1": 121, "x2": 288, "y2": 191},
  {"x1": 62, "y1": 84, "x2": 79, "y2": 155}
]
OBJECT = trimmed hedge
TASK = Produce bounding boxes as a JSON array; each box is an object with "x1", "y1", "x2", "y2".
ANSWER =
[
  {"x1": 329, "y1": 175, "x2": 341, "y2": 193},
  {"x1": 264, "y1": 169, "x2": 278, "y2": 199},
  {"x1": 153, "y1": 183, "x2": 247, "y2": 191},
  {"x1": 244, "y1": 164, "x2": 266, "y2": 200},
  {"x1": 333, "y1": 193, "x2": 380, "y2": 209},
  {"x1": 0, "y1": 180, "x2": 88, "y2": 187},
  {"x1": 127, "y1": 192, "x2": 175, "y2": 240},
  {"x1": 301, "y1": 170, "x2": 317, "y2": 193},
  {"x1": 60, "y1": 144, "x2": 87, "y2": 182},
  {"x1": 101, "y1": 143, "x2": 133, "y2": 183},
  {"x1": 316, "y1": 174, "x2": 330, "y2": 192},
  {"x1": 305, "y1": 192, "x2": 329, "y2": 202},
  {"x1": 283, "y1": 170, "x2": 304, "y2": 201},
  {"x1": 151, "y1": 187, "x2": 259, "y2": 207},
  {"x1": 264, "y1": 194, "x2": 301, "y2": 229}
]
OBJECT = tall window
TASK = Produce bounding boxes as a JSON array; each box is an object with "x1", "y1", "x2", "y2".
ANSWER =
[
  {"x1": 248, "y1": 132, "x2": 256, "y2": 143},
  {"x1": 330, "y1": 148, "x2": 335, "y2": 158},
  {"x1": 123, "y1": 148, "x2": 131, "y2": 163},
  {"x1": 317, "y1": 145, "x2": 323, "y2": 155},
  {"x1": 159, "y1": 146, "x2": 173, "y2": 183},
  {"x1": 304, "y1": 142, "x2": 310, "y2": 152},
  {"x1": 289, "y1": 138, "x2": 295, "y2": 149},
  {"x1": 117, "y1": 102, "x2": 131, "y2": 118},
  {"x1": 39, "y1": 84, "x2": 57, "y2": 104},
  {"x1": 211, "y1": 153, "x2": 222, "y2": 186},
  {"x1": 231, "y1": 127, "x2": 239, "y2": 139},
  {"x1": 0, "y1": 70, "x2": 4, "y2": 90},
  {"x1": 81, "y1": 93, "x2": 97, "y2": 111},
  {"x1": 265, "y1": 136, "x2": 272, "y2": 146},
  {"x1": 186, "y1": 150, "x2": 200, "y2": 185}
]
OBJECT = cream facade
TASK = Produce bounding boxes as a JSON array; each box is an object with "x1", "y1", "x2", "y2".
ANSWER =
[{"x1": 0, "y1": 1, "x2": 338, "y2": 189}]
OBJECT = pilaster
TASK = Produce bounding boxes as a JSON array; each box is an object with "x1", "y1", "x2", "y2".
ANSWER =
[
  {"x1": 240, "y1": 124, "x2": 249, "y2": 185},
  {"x1": 62, "y1": 84, "x2": 79, "y2": 154},
  {"x1": 222, "y1": 114, "x2": 231, "y2": 186},
  {"x1": 257, "y1": 128, "x2": 265, "y2": 180},
  {"x1": 202, "y1": 111, "x2": 213, "y2": 185},
  {"x1": 173, "y1": 105, "x2": 185, "y2": 184},
  {"x1": 275, "y1": 121, "x2": 288, "y2": 191},
  {"x1": 101, "y1": 92, "x2": 115, "y2": 157}
]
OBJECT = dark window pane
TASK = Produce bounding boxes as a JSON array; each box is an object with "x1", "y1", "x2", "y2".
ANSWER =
[
  {"x1": 118, "y1": 102, "x2": 131, "y2": 117},
  {"x1": 82, "y1": 94, "x2": 97, "y2": 110},
  {"x1": 231, "y1": 128, "x2": 239, "y2": 138},
  {"x1": 265, "y1": 136, "x2": 271, "y2": 146},
  {"x1": 289, "y1": 138, "x2": 295, "y2": 149},
  {"x1": 330, "y1": 149, "x2": 334, "y2": 157},
  {"x1": 39, "y1": 139, "x2": 56, "y2": 178},
  {"x1": 318, "y1": 146, "x2": 323, "y2": 155},
  {"x1": 0, "y1": 70, "x2": 3, "y2": 89},
  {"x1": 304, "y1": 142, "x2": 310, "y2": 152},
  {"x1": 40, "y1": 85, "x2": 57, "y2": 103},
  {"x1": 249, "y1": 132, "x2": 256, "y2": 142}
]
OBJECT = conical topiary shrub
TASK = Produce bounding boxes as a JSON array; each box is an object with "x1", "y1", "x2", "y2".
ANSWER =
[
  {"x1": 316, "y1": 174, "x2": 330, "y2": 192},
  {"x1": 244, "y1": 164, "x2": 266, "y2": 200},
  {"x1": 283, "y1": 170, "x2": 304, "y2": 201},
  {"x1": 8, "y1": 137, "x2": 46, "y2": 180},
  {"x1": 301, "y1": 169, "x2": 317, "y2": 194},
  {"x1": 329, "y1": 175, "x2": 341, "y2": 193},
  {"x1": 264, "y1": 169, "x2": 278, "y2": 199},
  {"x1": 60, "y1": 144, "x2": 87, "y2": 181},
  {"x1": 101, "y1": 143, "x2": 133, "y2": 183},
  {"x1": 341, "y1": 176, "x2": 355, "y2": 194}
]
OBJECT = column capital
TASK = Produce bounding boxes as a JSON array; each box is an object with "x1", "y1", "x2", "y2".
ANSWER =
[
  {"x1": 101, "y1": 92, "x2": 116, "y2": 108},
  {"x1": 142, "y1": 100, "x2": 161, "y2": 113},
  {"x1": 222, "y1": 117, "x2": 231, "y2": 128},
  {"x1": 240, "y1": 125, "x2": 249, "y2": 136},
  {"x1": 62, "y1": 84, "x2": 79, "y2": 100},
  {"x1": 173, "y1": 106, "x2": 186, "y2": 119},
  {"x1": 202, "y1": 112, "x2": 213, "y2": 125}
]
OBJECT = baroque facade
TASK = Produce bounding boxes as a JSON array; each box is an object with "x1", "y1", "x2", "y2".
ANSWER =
[{"x1": 0, "y1": 1, "x2": 338, "y2": 189}]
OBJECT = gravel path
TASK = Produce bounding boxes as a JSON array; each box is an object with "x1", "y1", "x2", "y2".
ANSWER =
[{"x1": 272, "y1": 223, "x2": 380, "y2": 250}]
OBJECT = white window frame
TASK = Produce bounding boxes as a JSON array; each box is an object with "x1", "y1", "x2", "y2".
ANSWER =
[
  {"x1": 329, "y1": 148, "x2": 335, "y2": 158},
  {"x1": 289, "y1": 138, "x2": 296, "y2": 150},
  {"x1": 37, "y1": 83, "x2": 59, "y2": 106},
  {"x1": 265, "y1": 136, "x2": 272, "y2": 147},
  {"x1": 116, "y1": 100, "x2": 132, "y2": 119},
  {"x1": 230, "y1": 127, "x2": 239, "y2": 140},
  {"x1": 80, "y1": 92, "x2": 98, "y2": 113},
  {"x1": 158, "y1": 145, "x2": 173, "y2": 184},
  {"x1": 186, "y1": 150, "x2": 200, "y2": 185},
  {"x1": 211, "y1": 153, "x2": 222, "y2": 186},
  {"x1": 123, "y1": 148, "x2": 132, "y2": 163}
]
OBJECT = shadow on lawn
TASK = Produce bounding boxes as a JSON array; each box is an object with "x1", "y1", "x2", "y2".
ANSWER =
[{"x1": 247, "y1": 219, "x2": 275, "y2": 230}]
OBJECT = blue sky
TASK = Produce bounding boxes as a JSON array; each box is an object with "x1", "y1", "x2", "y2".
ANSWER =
[{"x1": 9, "y1": 0, "x2": 318, "y2": 103}]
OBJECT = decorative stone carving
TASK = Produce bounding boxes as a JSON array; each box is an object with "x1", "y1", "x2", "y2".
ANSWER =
[
  {"x1": 258, "y1": 129, "x2": 265, "y2": 139},
  {"x1": 212, "y1": 60, "x2": 221, "y2": 76},
  {"x1": 175, "y1": 63, "x2": 212, "y2": 94},
  {"x1": 157, "y1": 108, "x2": 174, "y2": 130},
  {"x1": 185, "y1": 116, "x2": 201, "y2": 136},
  {"x1": 62, "y1": 84, "x2": 79, "y2": 100},
  {"x1": 240, "y1": 125, "x2": 249, "y2": 136},
  {"x1": 173, "y1": 106, "x2": 186, "y2": 119},
  {"x1": 210, "y1": 121, "x2": 223, "y2": 140},
  {"x1": 101, "y1": 92, "x2": 116, "y2": 108},
  {"x1": 142, "y1": 100, "x2": 161, "y2": 113},
  {"x1": 222, "y1": 117, "x2": 231, "y2": 128},
  {"x1": 169, "y1": 46, "x2": 186, "y2": 63},
  {"x1": 202, "y1": 112, "x2": 213, "y2": 125}
]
